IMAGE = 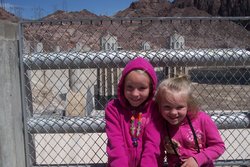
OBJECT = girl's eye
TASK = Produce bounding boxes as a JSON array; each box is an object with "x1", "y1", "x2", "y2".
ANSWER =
[
  {"x1": 162, "y1": 105, "x2": 171, "y2": 110},
  {"x1": 176, "y1": 106, "x2": 185, "y2": 110},
  {"x1": 125, "y1": 85, "x2": 133, "y2": 91},
  {"x1": 139, "y1": 86, "x2": 148, "y2": 91}
]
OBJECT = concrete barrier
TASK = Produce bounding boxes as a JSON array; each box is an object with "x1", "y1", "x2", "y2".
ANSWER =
[{"x1": 0, "y1": 20, "x2": 26, "y2": 167}]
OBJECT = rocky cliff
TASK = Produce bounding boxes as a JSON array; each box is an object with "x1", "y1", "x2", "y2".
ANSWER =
[
  {"x1": 115, "y1": 0, "x2": 250, "y2": 17},
  {"x1": 174, "y1": 0, "x2": 250, "y2": 16},
  {"x1": 0, "y1": 7, "x2": 18, "y2": 22}
]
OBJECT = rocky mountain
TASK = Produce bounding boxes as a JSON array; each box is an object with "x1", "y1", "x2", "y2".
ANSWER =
[
  {"x1": 1, "y1": 0, "x2": 250, "y2": 51},
  {"x1": 174, "y1": 0, "x2": 250, "y2": 16},
  {"x1": 115, "y1": 0, "x2": 250, "y2": 17},
  {"x1": 2, "y1": 0, "x2": 250, "y2": 21},
  {"x1": 42, "y1": 9, "x2": 100, "y2": 21},
  {"x1": 0, "y1": 7, "x2": 18, "y2": 22},
  {"x1": 115, "y1": 0, "x2": 172, "y2": 17}
]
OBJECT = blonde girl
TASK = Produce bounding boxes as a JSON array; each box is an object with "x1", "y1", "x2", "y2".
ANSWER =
[{"x1": 155, "y1": 75, "x2": 225, "y2": 167}]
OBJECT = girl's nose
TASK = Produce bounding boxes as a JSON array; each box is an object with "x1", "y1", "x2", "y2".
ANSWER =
[
  {"x1": 132, "y1": 89, "x2": 140, "y2": 96},
  {"x1": 170, "y1": 108, "x2": 178, "y2": 115}
]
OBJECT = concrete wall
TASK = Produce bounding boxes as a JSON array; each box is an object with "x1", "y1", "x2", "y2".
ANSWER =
[{"x1": 0, "y1": 20, "x2": 26, "y2": 167}]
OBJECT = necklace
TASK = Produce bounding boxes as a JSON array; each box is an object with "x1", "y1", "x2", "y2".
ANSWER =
[{"x1": 130, "y1": 112, "x2": 142, "y2": 147}]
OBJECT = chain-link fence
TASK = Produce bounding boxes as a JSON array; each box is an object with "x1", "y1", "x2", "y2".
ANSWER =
[{"x1": 19, "y1": 17, "x2": 250, "y2": 166}]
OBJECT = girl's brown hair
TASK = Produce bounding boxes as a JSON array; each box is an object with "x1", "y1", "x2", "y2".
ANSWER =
[{"x1": 155, "y1": 75, "x2": 199, "y2": 117}]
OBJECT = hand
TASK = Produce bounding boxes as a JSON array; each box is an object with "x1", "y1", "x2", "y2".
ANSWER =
[{"x1": 180, "y1": 157, "x2": 198, "y2": 167}]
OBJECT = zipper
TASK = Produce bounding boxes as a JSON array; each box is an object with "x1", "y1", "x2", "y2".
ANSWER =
[{"x1": 134, "y1": 146, "x2": 137, "y2": 167}]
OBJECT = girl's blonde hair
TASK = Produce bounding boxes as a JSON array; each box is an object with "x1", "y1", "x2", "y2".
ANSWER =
[{"x1": 155, "y1": 75, "x2": 199, "y2": 117}]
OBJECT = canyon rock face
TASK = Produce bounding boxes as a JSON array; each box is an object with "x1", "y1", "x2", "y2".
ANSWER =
[
  {"x1": 174, "y1": 0, "x2": 250, "y2": 16},
  {"x1": 0, "y1": 0, "x2": 249, "y2": 52},
  {"x1": 0, "y1": 7, "x2": 18, "y2": 22},
  {"x1": 115, "y1": 0, "x2": 250, "y2": 17},
  {"x1": 1, "y1": 0, "x2": 249, "y2": 21}
]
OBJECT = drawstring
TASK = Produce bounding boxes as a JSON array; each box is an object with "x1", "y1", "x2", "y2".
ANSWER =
[{"x1": 186, "y1": 115, "x2": 200, "y2": 153}]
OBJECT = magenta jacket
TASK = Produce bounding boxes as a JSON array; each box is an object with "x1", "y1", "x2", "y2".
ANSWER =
[
  {"x1": 105, "y1": 57, "x2": 161, "y2": 167},
  {"x1": 162, "y1": 111, "x2": 225, "y2": 167}
]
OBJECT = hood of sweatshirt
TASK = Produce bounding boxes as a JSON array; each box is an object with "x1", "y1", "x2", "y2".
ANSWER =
[{"x1": 117, "y1": 57, "x2": 158, "y2": 109}]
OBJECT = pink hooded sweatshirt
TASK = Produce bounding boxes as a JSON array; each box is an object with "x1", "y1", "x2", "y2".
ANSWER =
[
  {"x1": 161, "y1": 111, "x2": 225, "y2": 167},
  {"x1": 105, "y1": 57, "x2": 161, "y2": 167}
]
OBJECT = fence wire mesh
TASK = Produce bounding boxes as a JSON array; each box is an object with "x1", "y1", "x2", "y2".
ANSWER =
[{"x1": 20, "y1": 17, "x2": 250, "y2": 166}]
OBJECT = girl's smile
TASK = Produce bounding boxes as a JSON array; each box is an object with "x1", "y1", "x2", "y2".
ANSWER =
[
  {"x1": 159, "y1": 91, "x2": 188, "y2": 125},
  {"x1": 124, "y1": 71, "x2": 151, "y2": 107}
]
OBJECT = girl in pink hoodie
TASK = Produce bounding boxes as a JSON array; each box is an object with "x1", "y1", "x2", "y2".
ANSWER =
[
  {"x1": 105, "y1": 57, "x2": 161, "y2": 167},
  {"x1": 155, "y1": 75, "x2": 225, "y2": 167}
]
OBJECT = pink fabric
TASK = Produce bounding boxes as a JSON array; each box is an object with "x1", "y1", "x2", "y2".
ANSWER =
[
  {"x1": 162, "y1": 111, "x2": 225, "y2": 167},
  {"x1": 105, "y1": 57, "x2": 161, "y2": 167}
]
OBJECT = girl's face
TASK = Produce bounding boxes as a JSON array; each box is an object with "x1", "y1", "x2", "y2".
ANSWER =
[
  {"x1": 159, "y1": 90, "x2": 188, "y2": 126},
  {"x1": 124, "y1": 70, "x2": 151, "y2": 107}
]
